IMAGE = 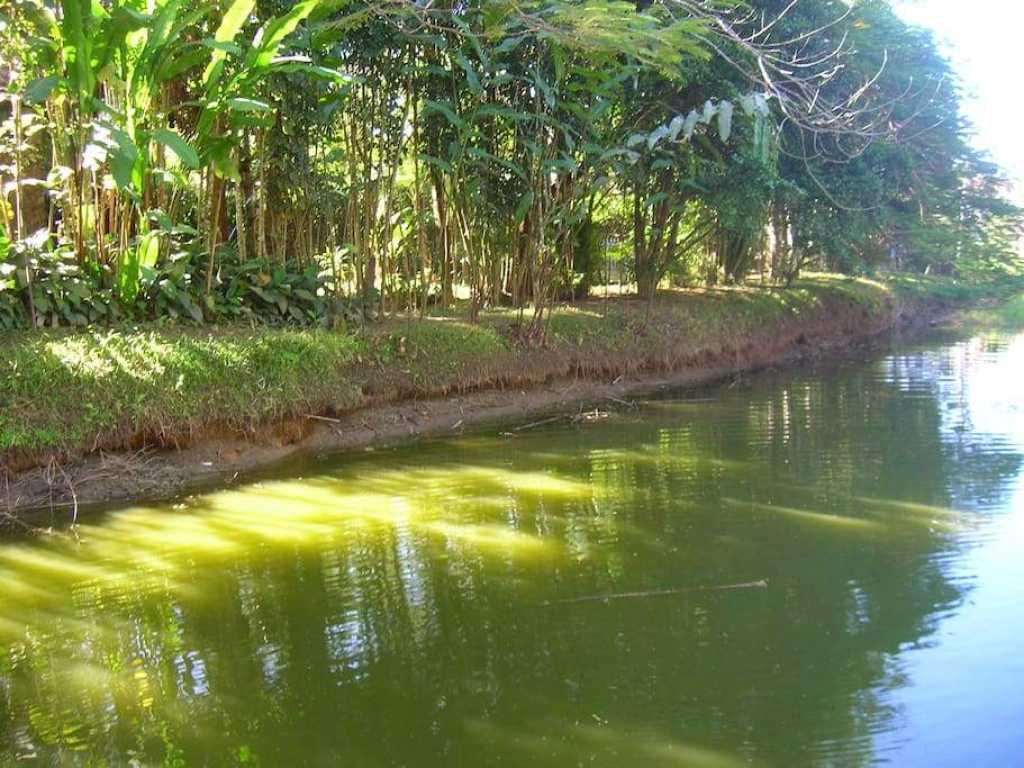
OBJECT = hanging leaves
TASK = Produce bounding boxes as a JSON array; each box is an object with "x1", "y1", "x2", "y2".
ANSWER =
[
  {"x1": 624, "y1": 94, "x2": 766, "y2": 156},
  {"x1": 717, "y1": 100, "x2": 733, "y2": 143}
]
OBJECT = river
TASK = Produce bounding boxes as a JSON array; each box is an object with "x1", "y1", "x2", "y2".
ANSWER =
[{"x1": 1, "y1": 320, "x2": 1022, "y2": 766}]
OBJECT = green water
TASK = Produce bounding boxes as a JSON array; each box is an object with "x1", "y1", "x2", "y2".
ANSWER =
[{"x1": 2, "y1": 326, "x2": 1023, "y2": 767}]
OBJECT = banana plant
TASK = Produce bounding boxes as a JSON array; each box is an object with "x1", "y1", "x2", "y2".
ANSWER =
[
  {"x1": 190, "y1": 0, "x2": 359, "y2": 294},
  {"x1": 17, "y1": 0, "x2": 348, "y2": 302},
  {"x1": 18, "y1": 0, "x2": 207, "y2": 300}
]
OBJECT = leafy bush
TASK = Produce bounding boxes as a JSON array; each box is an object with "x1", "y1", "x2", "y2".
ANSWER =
[{"x1": 0, "y1": 244, "x2": 367, "y2": 330}]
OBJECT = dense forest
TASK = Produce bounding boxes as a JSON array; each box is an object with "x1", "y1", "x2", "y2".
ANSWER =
[{"x1": 0, "y1": 0, "x2": 1020, "y2": 333}]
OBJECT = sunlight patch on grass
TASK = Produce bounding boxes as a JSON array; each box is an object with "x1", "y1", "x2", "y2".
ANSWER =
[{"x1": 0, "y1": 327, "x2": 366, "y2": 455}]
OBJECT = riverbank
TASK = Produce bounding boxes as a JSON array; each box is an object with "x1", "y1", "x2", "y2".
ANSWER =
[{"x1": 0, "y1": 274, "x2": 1010, "y2": 520}]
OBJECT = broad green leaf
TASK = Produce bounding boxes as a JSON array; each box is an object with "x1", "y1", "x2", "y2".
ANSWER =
[
  {"x1": 94, "y1": 5, "x2": 150, "y2": 73},
  {"x1": 454, "y1": 51, "x2": 482, "y2": 94},
  {"x1": 152, "y1": 128, "x2": 200, "y2": 169},
  {"x1": 309, "y1": 9, "x2": 372, "y2": 48},
  {"x1": 202, "y1": 0, "x2": 255, "y2": 91},
  {"x1": 417, "y1": 154, "x2": 453, "y2": 173},
  {"x1": 201, "y1": 38, "x2": 243, "y2": 55},
  {"x1": 667, "y1": 114, "x2": 686, "y2": 141},
  {"x1": 119, "y1": 231, "x2": 160, "y2": 303},
  {"x1": 227, "y1": 97, "x2": 273, "y2": 112},
  {"x1": 229, "y1": 112, "x2": 277, "y2": 130},
  {"x1": 543, "y1": 157, "x2": 579, "y2": 174},
  {"x1": 473, "y1": 105, "x2": 530, "y2": 123},
  {"x1": 309, "y1": 0, "x2": 354, "y2": 23},
  {"x1": 23, "y1": 76, "x2": 60, "y2": 104},
  {"x1": 531, "y1": 67, "x2": 555, "y2": 108},
  {"x1": 464, "y1": 148, "x2": 528, "y2": 181},
  {"x1": 60, "y1": 0, "x2": 96, "y2": 113},
  {"x1": 683, "y1": 110, "x2": 700, "y2": 139},
  {"x1": 647, "y1": 125, "x2": 670, "y2": 150},
  {"x1": 108, "y1": 127, "x2": 140, "y2": 192},
  {"x1": 514, "y1": 191, "x2": 534, "y2": 224},
  {"x1": 211, "y1": 144, "x2": 241, "y2": 181},
  {"x1": 701, "y1": 99, "x2": 716, "y2": 124},
  {"x1": 249, "y1": 0, "x2": 321, "y2": 71},
  {"x1": 645, "y1": 191, "x2": 668, "y2": 208},
  {"x1": 423, "y1": 100, "x2": 466, "y2": 131},
  {"x1": 274, "y1": 62, "x2": 355, "y2": 84},
  {"x1": 157, "y1": 48, "x2": 209, "y2": 82},
  {"x1": 493, "y1": 35, "x2": 523, "y2": 55}
]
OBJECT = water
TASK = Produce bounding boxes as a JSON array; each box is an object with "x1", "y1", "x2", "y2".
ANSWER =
[{"x1": 1, "y1": 323, "x2": 1022, "y2": 766}]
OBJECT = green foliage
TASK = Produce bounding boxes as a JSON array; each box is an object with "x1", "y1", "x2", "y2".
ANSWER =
[
  {"x1": 0, "y1": 0, "x2": 1018, "y2": 339},
  {"x1": 0, "y1": 246, "x2": 344, "y2": 329},
  {"x1": 222, "y1": 260, "x2": 328, "y2": 324}
]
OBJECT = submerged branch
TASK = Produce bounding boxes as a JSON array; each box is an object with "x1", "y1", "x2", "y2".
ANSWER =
[{"x1": 543, "y1": 579, "x2": 768, "y2": 605}]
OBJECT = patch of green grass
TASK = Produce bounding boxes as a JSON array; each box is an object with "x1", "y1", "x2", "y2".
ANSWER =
[
  {"x1": 797, "y1": 274, "x2": 892, "y2": 311},
  {"x1": 997, "y1": 294, "x2": 1024, "y2": 328},
  {"x1": 960, "y1": 293, "x2": 1024, "y2": 331},
  {"x1": 546, "y1": 307, "x2": 643, "y2": 353},
  {"x1": 0, "y1": 327, "x2": 366, "y2": 456},
  {"x1": 369, "y1": 318, "x2": 512, "y2": 391},
  {"x1": 387, "y1": 319, "x2": 508, "y2": 361},
  {"x1": 887, "y1": 273, "x2": 1024, "y2": 304}
]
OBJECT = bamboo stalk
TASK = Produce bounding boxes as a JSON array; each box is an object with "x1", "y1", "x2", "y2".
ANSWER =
[{"x1": 11, "y1": 95, "x2": 36, "y2": 327}]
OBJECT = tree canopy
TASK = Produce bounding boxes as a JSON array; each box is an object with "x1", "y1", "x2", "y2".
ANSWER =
[{"x1": 0, "y1": 0, "x2": 1019, "y2": 331}]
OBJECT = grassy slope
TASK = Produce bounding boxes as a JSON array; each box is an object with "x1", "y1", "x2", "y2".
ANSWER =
[
  {"x1": 998, "y1": 295, "x2": 1024, "y2": 327},
  {"x1": 0, "y1": 275, "x2": 1005, "y2": 470}
]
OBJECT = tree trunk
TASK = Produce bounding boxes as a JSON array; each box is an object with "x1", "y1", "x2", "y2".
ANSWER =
[{"x1": 11, "y1": 96, "x2": 36, "y2": 326}]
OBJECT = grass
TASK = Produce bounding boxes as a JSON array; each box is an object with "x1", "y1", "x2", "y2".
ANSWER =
[
  {"x1": 993, "y1": 294, "x2": 1024, "y2": 328},
  {"x1": 539, "y1": 275, "x2": 892, "y2": 359},
  {"x1": 957, "y1": 291, "x2": 1024, "y2": 331},
  {"x1": 0, "y1": 274, "x2": 1004, "y2": 468},
  {"x1": 887, "y1": 272, "x2": 1024, "y2": 303},
  {"x1": 0, "y1": 328, "x2": 366, "y2": 458}
]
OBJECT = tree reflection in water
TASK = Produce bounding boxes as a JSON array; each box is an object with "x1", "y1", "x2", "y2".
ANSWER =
[{"x1": 0, "y1": 329, "x2": 1021, "y2": 766}]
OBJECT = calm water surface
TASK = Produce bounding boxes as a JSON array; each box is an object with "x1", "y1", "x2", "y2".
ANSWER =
[{"x1": 1, "y1": 323, "x2": 1022, "y2": 766}]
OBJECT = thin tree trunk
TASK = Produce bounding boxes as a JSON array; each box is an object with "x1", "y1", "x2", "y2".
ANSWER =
[
  {"x1": 12, "y1": 96, "x2": 36, "y2": 326},
  {"x1": 205, "y1": 169, "x2": 223, "y2": 296},
  {"x1": 257, "y1": 129, "x2": 268, "y2": 262},
  {"x1": 235, "y1": 179, "x2": 248, "y2": 263}
]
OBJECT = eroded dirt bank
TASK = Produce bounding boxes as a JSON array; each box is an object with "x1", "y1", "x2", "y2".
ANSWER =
[{"x1": 1, "y1": 284, "x2": 952, "y2": 525}]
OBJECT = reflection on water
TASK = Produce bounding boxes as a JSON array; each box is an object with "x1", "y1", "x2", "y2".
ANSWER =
[{"x1": 1, "y1": 327, "x2": 1022, "y2": 766}]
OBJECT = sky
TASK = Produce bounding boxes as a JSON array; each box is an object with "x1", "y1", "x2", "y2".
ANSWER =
[{"x1": 893, "y1": 1, "x2": 1024, "y2": 195}]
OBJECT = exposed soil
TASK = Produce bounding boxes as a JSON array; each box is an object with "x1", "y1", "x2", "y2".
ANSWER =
[{"x1": 1, "y1": 294, "x2": 949, "y2": 526}]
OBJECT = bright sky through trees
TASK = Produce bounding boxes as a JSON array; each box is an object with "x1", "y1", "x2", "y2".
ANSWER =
[{"x1": 895, "y1": 1, "x2": 1024, "y2": 195}]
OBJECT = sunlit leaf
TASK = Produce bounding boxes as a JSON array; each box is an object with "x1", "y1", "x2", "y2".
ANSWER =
[{"x1": 152, "y1": 128, "x2": 200, "y2": 169}]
